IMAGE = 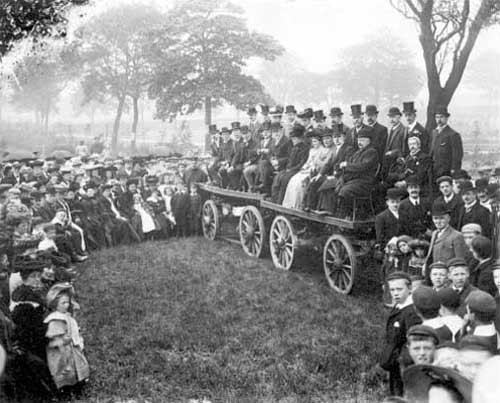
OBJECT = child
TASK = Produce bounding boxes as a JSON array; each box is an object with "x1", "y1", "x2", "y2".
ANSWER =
[
  {"x1": 429, "y1": 262, "x2": 449, "y2": 292},
  {"x1": 408, "y1": 239, "x2": 429, "y2": 277},
  {"x1": 410, "y1": 275, "x2": 424, "y2": 292},
  {"x1": 171, "y1": 183, "x2": 190, "y2": 237},
  {"x1": 396, "y1": 235, "x2": 413, "y2": 273},
  {"x1": 189, "y1": 184, "x2": 202, "y2": 236},
  {"x1": 44, "y1": 283, "x2": 89, "y2": 393}
]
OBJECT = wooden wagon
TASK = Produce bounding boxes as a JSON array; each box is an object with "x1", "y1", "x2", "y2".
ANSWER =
[{"x1": 198, "y1": 183, "x2": 376, "y2": 294}]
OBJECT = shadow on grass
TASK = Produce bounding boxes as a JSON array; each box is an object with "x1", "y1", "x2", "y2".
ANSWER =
[{"x1": 72, "y1": 238, "x2": 386, "y2": 403}]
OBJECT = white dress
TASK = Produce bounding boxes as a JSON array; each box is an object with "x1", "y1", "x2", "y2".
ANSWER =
[
  {"x1": 134, "y1": 203, "x2": 156, "y2": 233},
  {"x1": 282, "y1": 145, "x2": 330, "y2": 208}
]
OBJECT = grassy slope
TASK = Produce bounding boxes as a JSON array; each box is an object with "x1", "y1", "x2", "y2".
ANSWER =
[{"x1": 73, "y1": 238, "x2": 386, "y2": 403}]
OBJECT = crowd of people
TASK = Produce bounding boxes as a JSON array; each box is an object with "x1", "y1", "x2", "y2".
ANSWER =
[
  {"x1": 0, "y1": 151, "x2": 211, "y2": 401},
  {"x1": 207, "y1": 103, "x2": 500, "y2": 401}
]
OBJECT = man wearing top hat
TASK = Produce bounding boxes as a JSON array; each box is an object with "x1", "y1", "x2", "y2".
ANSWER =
[
  {"x1": 346, "y1": 104, "x2": 368, "y2": 149},
  {"x1": 228, "y1": 124, "x2": 255, "y2": 190},
  {"x1": 269, "y1": 105, "x2": 284, "y2": 125},
  {"x1": 247, "y1": 106, "x2": 262, "y2": 143},
  {"x1": 380, "y1": 106, "x2": 407, "y2": 182},
  {"x1": 364, "y1": 104, "x2": 388, "y2": 162},
  {"x1": 456, "y1": 180, "x2": 492, "y2": 238},
  {"x1": 244, "y1": 121, "x2": 272, "y2": 192},
  {"x1": 297, "y1": 108, "x2": 314, "y2": 135},
  {"x1": 284, "y1": 105, "x2": 297, "y2": 137},
  {"x1": 313, "y1": 110, "x2": 327, "y2": 129},
  {"x1": 430, "y1": 105, "x2": 463, "y2": 180},
  {"x1": 335, "y1": 126, "x2": 380, "y2": 217},
  {"x1": 402, "y1": 101, "x2": 429, "y2": 155},
  {"x1": 329, "y1": 107, "x2": 349, "y2": 136},
  {"x1": 259, "y1": 104, "x2": 271, "y2": 124}
]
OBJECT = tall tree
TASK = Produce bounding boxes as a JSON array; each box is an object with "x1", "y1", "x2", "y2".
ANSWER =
[
  {"x1": 328, "y1": 30, "x2": 423, "y2": 108},
  {"x1": 74, "y1": 4, "x2": 162, "y2": 155},
  {"x1": 0, "y1": 0, "x2": 88, "y2": 57},
  {"x1": 390, "y1": 0, "x2": 500, "y2": 130},
  {"x1": 148, "y1": 0, "x2": 284, "y2": 130}
]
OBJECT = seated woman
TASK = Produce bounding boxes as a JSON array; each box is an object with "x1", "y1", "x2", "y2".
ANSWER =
[
  {"x1": 282, "y1": 130, "x2": 329, "y2": 209},
  {"x1": 133, "y1": 194, "x2": 158, "y2": 240}
]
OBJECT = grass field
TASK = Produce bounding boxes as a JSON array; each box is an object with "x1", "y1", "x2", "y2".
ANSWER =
[{"x1": 71, "y1": 238, "x2": 387, "y2": 403}]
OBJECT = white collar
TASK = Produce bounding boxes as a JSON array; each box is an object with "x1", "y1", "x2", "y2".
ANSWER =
[
  {"x1": 408, "y1": 121, "x2": 417, "y2": 131},
  {"x1": 423, "y1": 317, "x2": 445, "y2": 329},
  {"x1": 396, "y1": 295, "x2": 413, "y2": 310},
  {"x1": 444, "y1": 193, "x2": 454, "y2": 203},
  {"x1": 474, "y1": 323, "x2": 496, "y2": 337},
  {"x1": 464, "y1": 200, "x2": 477, "y2": 210},
  {"x1": 409, "y1": 197, "x2": 420, "y2": 206}
]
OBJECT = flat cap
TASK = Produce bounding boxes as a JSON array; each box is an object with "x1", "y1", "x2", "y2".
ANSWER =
[
  {"x1": 386, "y1": 271, "x2": 411, "y2": 283},
  {"x1": 458, "y1": 335, "x2": 494, "y2": 352},
  {"x1": 466, "y1": 290, "x2": 496, "y2": 315},
  {"x1": 407, "y1": 324, "x2": 439, "y2": 344},
  {"x1": 429, "y1": 261, "x2": 448, "y2": 271},
  {"x1": 437, "y1": 287, "x2": 461, "y2": 309},
  {"x1": 461, "y1": 223, "x2": 482, "y2": 234},
  {"x1": 447, "y1": 257, "x2": 468, "y2": 269},
  {"x1": 436, "y1": 175, "x2": 453, "y2": 185},
  {"x1": 413, "y1": 286, "x2": 440, "y2": 311}
]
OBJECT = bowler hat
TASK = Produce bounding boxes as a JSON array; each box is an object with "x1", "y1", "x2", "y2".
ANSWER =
[
  {"x1": 387, "y1": 107, "x2": 402, "y2": 117},
  {"x1": 452, "y1": 169, "x2": 471, "y2": 180},
  {"x1": 475, "y1": 178, "x2": 488, "y2": 191},
  {"x1": 220, "y1": 127, "x2": 231, "y2": 135},
  {"x1": 431, "y1": 200, "x2": 451, "y2": 216},
  {"x1": 365, "y1": 104, "x2": 379, "y2": 115},
  {"x1": 289, "y1": 124, "x2": 305, "y2": 138},
  {"x1": 386, "y1": 187, "x2": 404, "y2": 200},
  {"x1": 285, "y1": 105, "x2": 297, "y2": 114},
  {"x1": 357, "y1": 126, "x2": 374, "y2": 140},
  {"x1": 437, "y1": 287, "x2": 461, "y2": 310},
  {"x1": 403, "y1": 365, "x2": 472, "y2": 403},
  {"x1": 435, "y1": 105, "x2": 450, "y2": 117},
  {"x1": 313, "y1": 110, "x2": 325, "y2": 121},
  {"x1": 126, "y1": 178, "x2": 139, "y2": 187},
  {"x1": 405, "y1": 175, "x2": 420, "y2": 187},
  {"x1": 460, "y1": 180, "x2": 476, "y2": 193},
  {"x1": 329, "y1": 107, "x2": 344, "y2": 117},
  {"x1": 247, "y1": 106, "x2": 257, "y2": 115},
  {"x1": 321, "y1": 128, "x2": 334, "y2": 138},
  {"x1": 270, "y1": 122, "x2": 281, "y2": 132},
  {"x1": 403, "y1": 101, "x2": 417, "y2": 114},
  {"x1": 231, "y1": 121, "x2": 241, "y2": 130},
  {"x1": 407, "y1": 324, "x2": 439, "y2": 345},
  {"x1": 413, "y1": 286, "x2": 440, "y2": 311},
  {"x1": 297, "y1": 108, "x2": 313, "y2": 119},
  {"x1": 350, "y1": 104, "x2": 363, "y2": 117}
]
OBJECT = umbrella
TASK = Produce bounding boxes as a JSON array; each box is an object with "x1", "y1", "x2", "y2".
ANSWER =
[{"x1": 50, "y1": 150, "x2": 73, "y2": 160}]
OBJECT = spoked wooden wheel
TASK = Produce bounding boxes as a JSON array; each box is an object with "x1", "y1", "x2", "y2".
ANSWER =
[
  {"x1": 239, "y1": 206, "x2": 266, "y2": 258},
  {"x1": 201, "y1": 199, "x2": 219, "y2": 240},
  {"x1": 269, "y1": 215, "x2": 296, "y2": 270},
  {"x1": 323, "y1": 234, "x2": 356, "y2": 294}
]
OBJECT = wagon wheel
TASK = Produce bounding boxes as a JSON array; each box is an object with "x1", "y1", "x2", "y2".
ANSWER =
[
  {"x1": 239, "y1": 206, "x2": 266, "y2": 258},
  {"x1": 201, "y1": 199, "x2": 219, "y2": 240},
  {"x1": 269, "y1": 215, "x2": 296, "y2": 270},
  {"x1": 323, "y1": 234, "x2": 356, "y2": 294}
]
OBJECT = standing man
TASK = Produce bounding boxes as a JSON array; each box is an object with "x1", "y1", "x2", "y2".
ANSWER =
[
  {"x1": 313, "y1": 110, "x2": 327, "y2": 129},
  {"x1": 284, "y1": 105, "x2": 297, "y2": 137},
  {"x1": 382, "y1": 106, "x2": 406, "y2": 180},
  {"x1": 403, "y1": 101, "x2": 429, "y2": 155},
  {"x1": 247, "y1": 106, "x2": 262, "y2": 144},
  {"x1": 329, "y1": 107, "x2": 350, "y2": 135},
  {"x1": 346, "y1": 104, "x2": 367, "y2": 148},
  {"x1": 269, "y1": 105, "x2": 284, "y2": 126},
  {"x1": 297, "y1": 108, "x2": 314, "y2": 135},
  {"x1": 259, "y1": 104, "x2": 271, "y2": 124},
  {"x1": 365, "y1": 104, "x2": 388, "y2": 163},
  {"x1": 430, "y1": 105, "x2": 463, "y2": 181}
]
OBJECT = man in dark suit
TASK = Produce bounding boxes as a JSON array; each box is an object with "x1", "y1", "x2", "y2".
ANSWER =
[
  {"x1": 336, "y1": 126, "x2": 380, "y2": 217},
  {"x1": 447, "y1": 257, "x2": 478, "y2": 316},
  {"x1": 375, "y1": 187, "x2": 403, "y2": 247},
  {"x1": 258, "y1": 122, "x2": 291, "y2": 195},
  {"x1": 228, "y1": 124, "x2": 255, "y2": 190},
  {"x1": 329, "y1": 107, "x2": 350, "y2": 135},
  {"x1": 456, "y1": 180, "x2": 492, "y2": 238},
  {"x1": 434, "y1": 175, "x2": 463, "y2": 230},
  {"x1": 381, "y1": 107, "x2": 407, "y2": 181},
  {"x1": 365, "y1": 104, "x2": 388, "y2": 163},
  {"x1": 346, "y1": 104, "x2": 368, "y2": 149},
  {"x1": 430, "y1": 105, "x2": 463, "y2": 181},
  {"x1": 469, "y1": 235, "x2": 496, "y2": 296},
  {"x1": 379, "y1": 271, "x2": 421, "y2": 396},
  {"x1": 398, "y1": 176, "x2": 432, "y2": 238},
  {"x1": 247, "y1": 106, "x2": 262, "y2": 144},
  {"x1": 216, "y1": 127, "x2": 235, "y2": 188},
  {"x1": 271, "y1": 124, "x2": 309, "y2": 204},
  {"x1": 402, "y1": 101, "x2": 429, "y2": 155},
  {"x1": 171, "y1": 183, "x2": 191, "y2": 237}
]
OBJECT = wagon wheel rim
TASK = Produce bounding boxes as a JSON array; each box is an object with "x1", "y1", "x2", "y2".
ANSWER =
[
  {"x1": 202, "y1": 200, "x2": 219, "y2": 240},
  {"x1": 239, "y1": 206, "x2": 265, "y2": 258},
  {"x1": 323, "y1": 234, "x2": 356, "y2": 294},
  {"x1": 269, "y1": 215, "x2": 295, "y2": 270}
]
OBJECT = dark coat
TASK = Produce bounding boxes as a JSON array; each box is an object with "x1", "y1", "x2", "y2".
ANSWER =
[
  {"x1": 457, "y1": 202, "x2": 492, "y2": 238},
  {"x1": 345, "y1": 124, "x2": 368, "y2": 149},
  {"x1": 398, "y1": 197, "x2": 432, "y2": 238},
  {"x1": 342, "y1": 146, "x2": 379, "y2": 183},
  {"x1": 271, "y1": 135, "x2": 292, "y2": 171},
  {"x1": 371, "y1": 122, "x2": 389, "y2": 162},
  {"x1": 434, "y1": 193, "x2": 464, "y2": 230},
  {"x1": 284, "y1": 141, "x2": 309, "y2": 173},
  {"x1": 220, "y1": 140, "x2": 235, "y2": 163},
  {"x1": 117, "y1": 191, "x2": 136, "y2": 219},
  {"x1": 387, "y1": 150, "x2": 432, "y2": 189},
  {"x1": 379, "y1": 303, "x2": 421, "y2": 371},
  {"x1": 318, "y1": 143, "x2": 355, "y2": 191},
  {"x1": 385, "y1": 123, "x2": 406, "y2": 156},
  {"x1": 470, "y1": 258, "x2": 496, "y2": 297},
  {"x1": 375, "y1": 208, "x2": 401, "y2": 246},
  {"x1": 404, "y1": 122, "x2": 429, "y2": 155},
  {"x1": 456, "y1": 282, "x2": 478, "y2": 317},
  {"x1": 430, "y1": 125, "x2": 464, "y2": 178}
]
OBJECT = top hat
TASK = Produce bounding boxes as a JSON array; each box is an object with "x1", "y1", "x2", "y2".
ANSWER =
[
  {"x1": 231, "y1": 122, "x2": 241, "y2": 130},
  {"x1": 208, "y1": 124, "x2": 218, "y2": 134},
  {"x1": 329, "y1": 107, "x2": 344, "y2": 117},
  {"x1": 259, "y1": 104, "x2": 269, "y2": 115},
  {"x1": 350, "y1": 104, "x2": 363, "y2": 117},
  {"x1": 270, "y1": 105, "x2": 284, "y2": 116},
  {"x1": 247, "y1": 106, "x2": 257, "y2": 115},
  {"x1": 261, "y1": 121, "x2": 272, "y2": 131},
  {"x1": 403, "y1": 101, "x2": 417, "y2": 114},
  {"x1": 313, "y1": 110, "x2": 326, "y2": 121},
  {"x1": 387, "y1": 106, "x2": 402, "y2": 117},
  {"x1": 365, "y1": 104, "x2": 379, "y2": 115},
  {"x1": 297, "y1": 108, "x2": 313, "y2": 119},
  {"x1": 435, "y1": 105, "x2": 450, "y2": 117},
  {"x1": 285, "y1": 105, "x2": 297, "y2": 114},
  {"x1": 220, "y1": 127, "x2": 231, "y2": 135}
]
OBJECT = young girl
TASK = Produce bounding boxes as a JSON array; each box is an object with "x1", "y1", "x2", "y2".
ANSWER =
[{"x1": 44, "y1": 283, "x2": 89, "y2": 392}]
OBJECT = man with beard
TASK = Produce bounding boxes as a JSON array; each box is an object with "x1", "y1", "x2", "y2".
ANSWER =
[
  {"x1": 345, "y1": 104, "x2": 368, "y2": 148},
  {"x1": 283, "y1": 105, "x2": 297, "y2": 137},
  {"x1": 329, "y1": 107, "x2": 349, "y2": 136},
  {"x1": 297, "y1": 108, "x2": 314, "y2": 135},
  {"x1": 456, "y1": 180, "x2": 492, "y2": 238},
  {"x1": 313, "y1": 110, "x2": 327, "y2": 129},
  {"x1": 247, "y1": 106, "x2": 262, "y2": 144},
  {"x1": 398, "y1": 176, "x2": 432, "y2": 239},
  {"x1": 430, "y1": 106, "x2": 463, "y2": 181},
  {"x1": 365, "y1": 104, "x2": 388, "y2": 163},
  {"x1": 403, "y1": 101, "x2": 429, "y2": 155}
]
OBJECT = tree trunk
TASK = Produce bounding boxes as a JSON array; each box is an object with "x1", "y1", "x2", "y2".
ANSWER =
[
  {"x1": 111, "y1": 95, "x2": 126, "y2": 157},
  {"x1": 204, "y1": 96, "x2": 211, "y2": 152},
  {"x1": 131, "y1": 96, "x2": 139, "y2": 154}
]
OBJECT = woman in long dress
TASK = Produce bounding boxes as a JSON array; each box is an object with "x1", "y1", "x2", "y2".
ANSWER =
[{"x1": 282, "y1": 131, "x2": 330, "y2": 209}]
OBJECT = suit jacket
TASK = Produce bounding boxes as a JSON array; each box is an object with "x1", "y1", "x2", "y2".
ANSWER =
[
  {"x1": 404, "y1": 122, "x2": 429, "y2": 155},
  {"x1": 379, "y1": 302, "x2": 421, "y2": 370},
  {"x1": 375, "y1": 208, "x2": 401, "y2": 246},
  {"x1": 320, "y1": 143, "x2": 355, "y2": 176},
  {"x1": 385, "y1": 123, "x2": 406, "y2": 156},
  {"x1": 431, "y1": 125, "x2": 463, "y2": 178},
  {"x1": 435, "y1": 194, "x2": 464, "y2": 230},
  {"x1": 254, "y1": 138, "x2": 275, "y2": 163},
  {"x1": 285, "y1": 141, "x2": 309, "y2": 173},
  {"x1": 332, "y1": 122, "x2": 350, "y2": 136},
  {"x1": 272, "y1": 135, "x2": 292, "y2": 171},
  {"x1": 429, "y1": 225, "x2": 467, "y2": 265},
  {"x1": 457, "y1": 202, "x2": 492, "y2": 238},
  {"x1": 220, "y1": 140, "x2": 235, "y2": 163},
  {"x1": 470, "y1": 259, "x2": 496, "y2": 297},
  {"x1": 343, "y1": 146, "x2": 379, "y2": 183},
  {"x1": 171, "y1": 192, "x2": 191, "y2": 220},
  {"x1": 398, "y1": 197, "x2": 432, "y2": 238},
  {"x1": 346, "y1": 124, "x2": 368, "y2": 149},
  {"x1": 370, "y1": 122, "x2": 388, "y2": 162}
]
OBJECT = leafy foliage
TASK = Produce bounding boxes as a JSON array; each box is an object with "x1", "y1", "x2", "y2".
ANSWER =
[
  {"x1": 0, "y1": 0, "x2": 88, "y2": 57},
  {"x1": 147, "y1": 0, "x2": 284, "y2": 120}
]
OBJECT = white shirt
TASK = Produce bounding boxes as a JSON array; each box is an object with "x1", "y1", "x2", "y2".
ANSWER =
[
  {"x1": 441, "y1": 314, "x2": 464, "y2": 341},
  {"x1": 408, "y1": 121, "x2": 417, "y2": 132}
]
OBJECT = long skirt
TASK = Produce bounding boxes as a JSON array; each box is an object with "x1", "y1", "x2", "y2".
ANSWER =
[{"x1": 282, "y1": 171, "x2": 310, "y2": 209}]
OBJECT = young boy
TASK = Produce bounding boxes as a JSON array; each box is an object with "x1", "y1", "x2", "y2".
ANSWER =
[
  {"x1": 171, "y1": 183, "x2": 190, "y2": 237},
  {"x1": 375, "y1": 188, "x2": 402, "y2": 249},
  {"x1": 406, "y1": 324, "x2": 439, "y2": 365},
  {"x1": 447, "y1": 257, "x2": 477, "y2": 316},
  {"x1": 469, "y1": 235, "x2": 496, "y2": 296},
  {"x1": 379, "y1": 271, "x2": 421, "y2": 396},
  {"x1": 437, "y1": 287, "x2": 464, "y2": 342},
  {"x1": 429, "y1": 261, "x2": 449, "y2": 292}
]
